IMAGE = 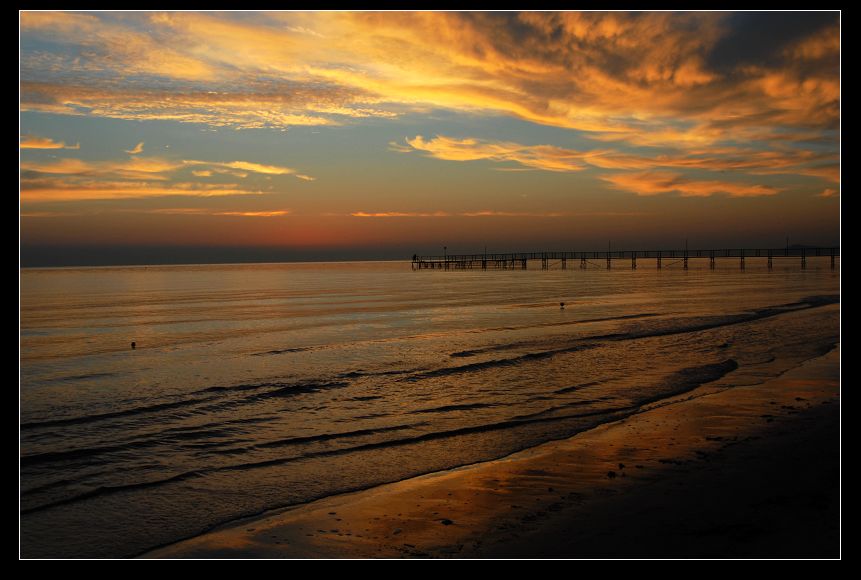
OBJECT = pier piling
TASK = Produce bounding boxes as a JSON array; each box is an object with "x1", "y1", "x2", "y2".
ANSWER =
[{"x1": 410, "y1": 247, "x2": 839, "y2": 272}]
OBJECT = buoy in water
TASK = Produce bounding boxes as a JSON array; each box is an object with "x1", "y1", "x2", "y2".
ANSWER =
[
  {"x1": 131, "y1": 341, "x2": 136, "y2": 350},
  {"x1": 560, "y1": 302, "x2": 565, "y2": 309}
]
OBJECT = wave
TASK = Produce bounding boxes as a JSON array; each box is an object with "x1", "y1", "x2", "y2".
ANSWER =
[
  {"x1": 22, "y1": 380, "x2": 351, "y2": 432},
  {"x1": 636, "y1": 359, "x2": 738, "y2": 405},
  {"x1": 20, "y1": 397, "x2": 217, "y2": 432},
  {"x1": 199, "y1": 423, "x2": 426, "y2": 456},
  {"x1": 50, "y1": 371, "x2": 118, "y2": 382},
  {"x1": 410, "y1": 402, "x2": 498, "y2": 414},
  {"x1": 22, "y1": 357, "x2": 740, "y2": 516},
  {"x1": 404, "y1": 344, "x2": 600, "y2": 381},
  {"x1": 251, "y1": 347, "x2": 312, "y2": 356},
  {"x1": 447, "y1": 295, "x2": 838, "y2": 360},
  {"x1": 554, "y1": 380, "x2": 604, "y2": 395}
]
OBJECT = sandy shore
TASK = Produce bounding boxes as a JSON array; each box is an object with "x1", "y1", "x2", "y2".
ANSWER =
[{"x1": 146, "y1": 348, "x2": 840, "y2": 559}]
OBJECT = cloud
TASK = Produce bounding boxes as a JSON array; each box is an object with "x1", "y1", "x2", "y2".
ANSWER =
[
  {"x1": 601, "y1": 171, "x2": 780, "y2": 197},
  {"x1": 401, "y1": 134, "x2": 836, "y2": 185},
  {"x1": 351, "y1": 211, "x2": 451, "y2": 217},
  {"x1": 21, "y1": 156, "x2": 184, "y2": 179},
  {"x1": 19, "y1": 11, "x2": 839, "y2": 145},
  {"x1": 286, "y1": 25, "x2": 325, "y2": 38},
  {"x1": 20, "y1": 81, "x2": 389, "y2": 131},
  {"x1": 148, "y1": 208, "x2": 290, "y2": 217},
  {"x1": 220, "y1": 161, "x2": 294, "y2": 175},
  {"x1": 20, "y1": 178, "x2": 261, "y2": 202},
  {"x1": 20, "y1": 158, "x2": 96, "y2": 175},
  {"x1": 20, "y1": 152, "x2": 314, "y2": 202},
  {"x1": 19, "y1": 12, "x2": 839, "y2": 208},
  {"x1": 404, "y1": 135, "x2": 589, "y2": 172},
  {"x1": 215, "y1": 210, "x2": 290, "y2": 217},
  {"x1": 818, "y1": 187, "x2": 838, "y2": 198},
  {"x1": 22, "y1": 155, "x2": 313, "y2": 184},
  {"x1": 183, "y1": 159, "x2": 313, "y2": 180},
  {"x1": 20, "y1": 135, "x2": 79, "y2": 150},
  {"x1": 125, "y1": 142, "x2": 144, "y2": 155}
]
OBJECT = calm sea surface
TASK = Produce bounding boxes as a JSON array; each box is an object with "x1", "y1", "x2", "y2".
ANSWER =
[{"x1": 20, "y1": 259, "x2": 839, "y2": 557}]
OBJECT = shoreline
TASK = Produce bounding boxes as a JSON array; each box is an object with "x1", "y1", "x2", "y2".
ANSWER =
[{"x1": 146, "y1": 347, "x2": 840, "y2": 559}]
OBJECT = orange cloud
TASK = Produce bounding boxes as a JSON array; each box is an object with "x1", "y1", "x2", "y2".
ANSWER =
[
  {"x1": 20, "y1": 179, "x2": 260, "y2": 202},
  {"x1": 125, "y1": 142, "x2": 144, "y2": 155},
  {"x1": 20, "y1": 11, "x2": 99, "y2": 34},
  {"x1": 21, "y1": 157, "x2": 184, "y2": 179},
  {"x1": 147, "y1": 208, "x2": 290, "y2": 217},
  {"x1": 22, "y1": 155, "x2": 314, "y2": 184},
  {"x1": 20, "y1": 158, "x2": 94, "y2": 174},
  {"x1": 20, "y1": 82, "x2": 383, "y2": 130},
  {"x1": 220, "y1": 161, "x2": 294, "y2": 175},
  {"x1": 818, "y1": 187, "x2": 838, "y2": 198},
  {"x1": 401, "y1": 134, "x2": 836, "y2": 187},
  {"x1": 20, "y1": 135, "x2": 79, "y2": 150},
  {"x1": 404, "y1": 135, "x2": 589, "y2": 172},
  {"x1": 601, "y1": 171, "x2": 780, "y2": 197},
  {"x1": 19, "y1": 12, "x2": 839, "y2": 144},
  {"x1": 351, "y1": 211, "x2": 451, "y2": 217},
  {"x1": 788, "y1": 24, "x2": 840, "y2": 61},
  {"x1": 183, "y1": 159, "x2": 313, "y2": 180},
  {"x1": 215, "y1": 210, "x2": 290, "y2": 217}
]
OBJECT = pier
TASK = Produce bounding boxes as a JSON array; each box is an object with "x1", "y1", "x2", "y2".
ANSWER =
[{"x1": 411, "y1": 247, "x2": 839, "y2": 271}]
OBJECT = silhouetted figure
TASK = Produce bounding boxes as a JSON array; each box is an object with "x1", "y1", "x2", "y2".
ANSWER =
[
  {"x1": 560, "y1": 302, "x2": 565, "y2": 309},
  {"x1": 131, "y1": 341, "x2": 136, "y2": 350}
]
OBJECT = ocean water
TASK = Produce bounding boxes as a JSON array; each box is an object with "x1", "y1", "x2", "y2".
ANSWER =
[{"x1": 20, "y1": 259, "x2": 839, "y2": 558}]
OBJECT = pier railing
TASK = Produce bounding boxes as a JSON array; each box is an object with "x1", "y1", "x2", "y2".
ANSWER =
[{"x1": 411, "y1": 248, "x2": 839, "y2": 271}]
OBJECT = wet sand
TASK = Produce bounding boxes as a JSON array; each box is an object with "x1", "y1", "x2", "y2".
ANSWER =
[{"x1": 146, "y1": 347, "x2": 840, "y2": 559}]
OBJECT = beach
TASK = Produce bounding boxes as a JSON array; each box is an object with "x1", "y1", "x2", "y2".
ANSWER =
[{"x1": 147, "y1": 347, "x2": 840, "y2": 559}]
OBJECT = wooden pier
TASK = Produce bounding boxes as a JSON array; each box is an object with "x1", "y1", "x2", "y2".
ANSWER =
[{"x1": 411, "y1": 248, "x2": 839, "y2": 271}]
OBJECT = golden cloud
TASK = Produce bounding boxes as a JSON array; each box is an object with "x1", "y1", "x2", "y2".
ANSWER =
[
  {"x1": 351, "y1": 211, "x2": 451, "y2": 217},
  {"x1": 601, "y1": 171, "x2": 780, "y2": 197},
  {"x1": 147, "y1": 208, "x2": 290, "y2": 217},
  {"x1": 183, "y1": 159, "x2": 312, "y2": 180},
  {"x1": 215, "y1": 210, "x2": 290, "y2": 217},
  {"x1": 21, "y1": 156, "x2": 184, "y2": 178},
  {"x1": 19, "y1": 12, "x2": 839, "y2": 144},
  {"x1": 22, "y1": 155, "x2": 313, "y2": 186},
  {"x1": 402, "y1": 134, "x2": 837, "y2": 186},
  {"x1": 20, "y1": 81, "x2": 386, "y2": 130},
  {"x1": 20, "y1": 151, "x2": 314, "y2": 202},
  {"x1": 20, "y1": 179, "x2": 261, "y2": 202},
  {"x1": 404, "y1": 135, "x2": 589, "y2": 172},
  {"x1": 20, "y1": 135, "x2": 79, "y2": 150}
]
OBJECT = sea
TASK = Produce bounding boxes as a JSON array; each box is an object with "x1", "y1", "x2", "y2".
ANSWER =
[{"x1": 20, "y1": 258, "x2": 840, "y2": 558}]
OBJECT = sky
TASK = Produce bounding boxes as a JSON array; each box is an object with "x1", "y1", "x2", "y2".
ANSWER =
[{"x1": 19, "y1": 11, "x2": 840, "y2": 266}]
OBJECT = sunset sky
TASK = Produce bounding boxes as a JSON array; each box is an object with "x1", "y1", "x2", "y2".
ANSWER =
[{"x1": 20, "y1": 11, "x2": 840, "y2": 265}]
